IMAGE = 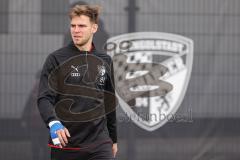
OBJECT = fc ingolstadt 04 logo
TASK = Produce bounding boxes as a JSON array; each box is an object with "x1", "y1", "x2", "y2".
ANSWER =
[{"x1": 105, "y1": 32, "x2": 194, "y2": 131}]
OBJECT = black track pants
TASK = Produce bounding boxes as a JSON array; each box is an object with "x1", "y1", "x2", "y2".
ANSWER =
[{"x1": 51, "y1": 142, "x2": 114, "y2": 160}]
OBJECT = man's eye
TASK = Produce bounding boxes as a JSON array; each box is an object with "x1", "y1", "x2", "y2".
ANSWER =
[{"x1": 71, "y1": 25, "x2": 75, "y2": 28}]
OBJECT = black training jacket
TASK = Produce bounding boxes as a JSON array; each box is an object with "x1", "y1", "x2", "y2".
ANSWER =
[{"x1": 37, "y1": 41, "x2": 117, "y2": 148}]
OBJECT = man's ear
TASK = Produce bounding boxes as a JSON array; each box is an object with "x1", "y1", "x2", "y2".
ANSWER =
[{"x1": 92, "y1": 23, "x2": 98, "y2": 33}]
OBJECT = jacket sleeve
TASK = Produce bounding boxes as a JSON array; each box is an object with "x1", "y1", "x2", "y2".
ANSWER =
[
  {"x1": 104, "y1": 59, "x2": 117, "y2": 143},
  {"x1": 37, "y1": 54, "x2": 59, "y2": 127}
]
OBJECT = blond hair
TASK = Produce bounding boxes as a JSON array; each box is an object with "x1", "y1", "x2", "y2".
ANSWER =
[{"x1": 69, "y1": 4, "x2": 100, "y2": 24}]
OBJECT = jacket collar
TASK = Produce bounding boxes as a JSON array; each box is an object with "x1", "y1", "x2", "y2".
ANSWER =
[{"x1": 68, "y1": 41, "x2": 96, "y2": 54}]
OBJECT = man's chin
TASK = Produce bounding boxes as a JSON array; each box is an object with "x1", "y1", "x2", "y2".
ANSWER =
[{"x1": 73, "y1": 41, "x2": 84, "y2": 46}]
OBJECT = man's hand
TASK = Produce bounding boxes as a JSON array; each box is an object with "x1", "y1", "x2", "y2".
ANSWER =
[
  {"x1": 112, "y1": 143, "x2": 118, "y2": 158},
  {"x1": 50, "y1": 121, "x2": 71, "y2": 148}
]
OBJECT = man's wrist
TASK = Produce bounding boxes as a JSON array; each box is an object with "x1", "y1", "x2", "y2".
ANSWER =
[
  {"x1": 49, "y1": 121, "x2": 64, "y2": 146},
  {"x1": 49, "y1": 120, "x2": 61, "y2": 128}
]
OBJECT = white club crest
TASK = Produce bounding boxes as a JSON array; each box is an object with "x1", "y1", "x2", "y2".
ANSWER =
[{"x1": 106, "y1": 32, "x2": 194, "y2": 131}]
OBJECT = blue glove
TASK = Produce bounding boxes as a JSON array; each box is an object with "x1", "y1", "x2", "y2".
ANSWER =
[{"x1": 49, "y1": 121, "x2": 64, "y2": 146}]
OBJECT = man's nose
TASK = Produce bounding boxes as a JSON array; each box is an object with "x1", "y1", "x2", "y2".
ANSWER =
[{"x1": 73, "y1": 26, "x2": 81, "y2": 32}]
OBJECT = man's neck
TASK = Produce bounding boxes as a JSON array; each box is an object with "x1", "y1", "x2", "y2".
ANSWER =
[{"x1": 75, "y1": 43, "x2": 92, "y2": 52}]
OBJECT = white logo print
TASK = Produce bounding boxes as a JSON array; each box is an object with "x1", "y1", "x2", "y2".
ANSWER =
[
  {"x1": 71, "y1": 65, "x2": 81, "y2": 77},
  {"x1": 106, "y1": 32, "x2": 194, "y2": 131},
  {"x1": 71, "y1": 65, "x2": 78, "y2": 72},
  {"x1": 97, "y1": 65, "x2": 106, "y2": 85}
]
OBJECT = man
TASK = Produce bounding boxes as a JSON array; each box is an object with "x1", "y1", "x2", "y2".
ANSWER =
[{"x1": 37, "y1": 4, "x2": 117, "y2": 160}]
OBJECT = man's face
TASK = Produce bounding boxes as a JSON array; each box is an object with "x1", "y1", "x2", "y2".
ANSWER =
[{"x1": 70, "y1": 15, "x2": 98, "y2": 47}]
